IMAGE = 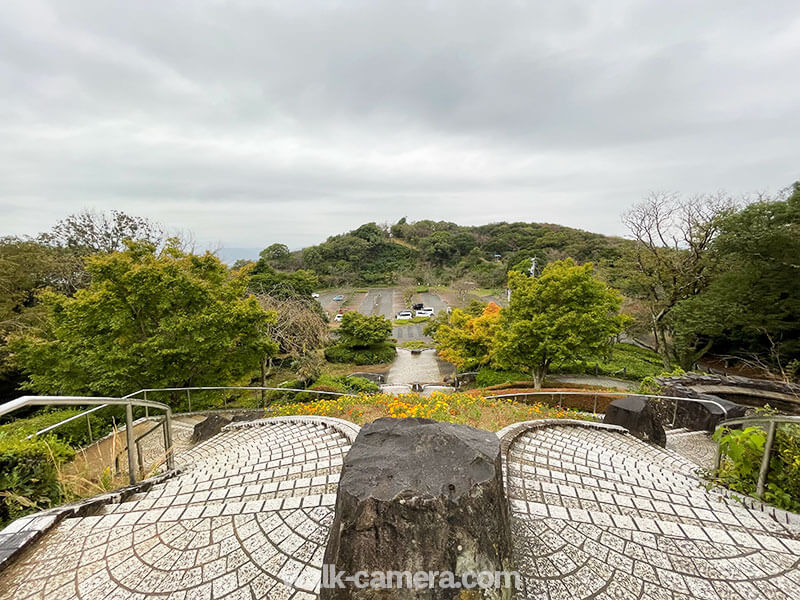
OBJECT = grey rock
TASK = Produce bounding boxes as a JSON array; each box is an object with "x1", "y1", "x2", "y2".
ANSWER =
[
  {"x1": 191, "y1": 414, "x2": 231, "y2": 443},
  {"x1": 604, "y1": 396, "x2": 666, "y2": 446},
  {"x1": 321, "y1": 417, "x2": 513, "y2": 599}
]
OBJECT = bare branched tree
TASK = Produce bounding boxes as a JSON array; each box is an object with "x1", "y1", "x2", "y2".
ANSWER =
[
  {"x1": 254, "y1": 293, "x2": 329, "y2": 400},
  {"x1": 623, "y1": 191, "x2": 737, "y2": 367}
]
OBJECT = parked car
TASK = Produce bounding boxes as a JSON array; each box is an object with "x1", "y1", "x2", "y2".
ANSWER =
[
  {"x1": 395, "y1": 310, "x2": 413, "y2": 320},
  {"x1": 311, "y1": 292, "x2": 320, "y2": 298},
  {"x1": 412, "y1": 302, "x2": 424, "y2": 311},
  {"x1": 415, "y1": 307, "x2": 435, "y2": 317},
  {"x1": 334, "y1": 313, "x2": 343, "y2": 322},
  {"x1": 333, "y1": 295, "x2": 344, "y2": 301}
]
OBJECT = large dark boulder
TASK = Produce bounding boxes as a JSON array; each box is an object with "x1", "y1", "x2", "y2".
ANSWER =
[
  {"x1": 191, "y1": 414, "x2": 231, "y2": 443},
  {"x1": 321, "y1": 417, "x2": 513, "y2": 599},
  {"x1": 604, "y1": 396, "x2": 666, "y2": 447},
  {"x1": 670, "y1": 395, "x2": 746, "y2": 431}
]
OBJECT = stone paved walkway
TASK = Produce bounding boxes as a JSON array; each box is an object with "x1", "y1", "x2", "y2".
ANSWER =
[
  {"x1": 1, "y1": 418, "x2": 798, "y2": 599},
  {"x1": 505, "y1": 422, "x2": 800, "y2": 599},
  {"x1": 0, "y1": 417, "x2": 358, "y2": 600}
]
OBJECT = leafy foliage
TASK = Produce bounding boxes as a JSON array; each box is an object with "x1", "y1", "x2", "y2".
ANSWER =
[
  {"x1": 337, "y1": 312, "x2": 392, "y2": 348},
  {"x1": 431, "y1": 302, "x2": 501, "y2": 370},
  {"x1": 672, "y1": 183, "x2": 800, "y2": 371},
  {"x1": 0, "y1": 435, "x2": 72, "y2": 526},
  {"x1": 9, "y1": 241, "x2": 277, "y2": 399},
  {"x1": 714, "y1": 422, "x2": 800, "y2": 512},
  {"x1": 324, "y1": 342, "x2": 396, "y2": 365},
  {"x1": 494, "y1": 260, "x2": 630, "y2": 388},
  {"x1": 265, "y1": 219, "x2": 628, "y2": 287}
]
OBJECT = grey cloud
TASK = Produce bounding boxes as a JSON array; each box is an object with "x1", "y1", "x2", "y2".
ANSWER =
[{"x1": 1, "y1": 0, "x2": 799, "y2": 249}]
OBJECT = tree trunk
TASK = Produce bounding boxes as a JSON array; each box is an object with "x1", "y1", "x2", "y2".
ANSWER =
[
  {"x1": 260, "y1": 356, "x2": 272, "y2": 406},
  {"x1": 532, "y1": 367, "x2": 545, "y2": 390}
]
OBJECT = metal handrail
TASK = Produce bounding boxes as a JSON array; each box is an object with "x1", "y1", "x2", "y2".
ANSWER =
[
  {"x1": 0, "y1": 395, "x2": 174, "y2": 485},
  {"x1": 482, "y1": 390, "x2": 731, "y2": 420},
  {"x1": 713, "y1": 414, "x2": 800, "y2": 498},
  {"x1": 123, "y1": 386, "x2": 353, "y2": 398},
  {"x1": 123, "y1": 385, "x2": 353, "y2": 412},
  {"x1": 7, "y1": 386, "x2": 352, "y2": 464},
  {"x1": 25, "y1": 403, "x2": 109, "y2": 440}
]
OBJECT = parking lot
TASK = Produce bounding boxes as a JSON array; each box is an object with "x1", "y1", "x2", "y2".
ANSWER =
[{"x1": 317, "y1": 287, "x2": 448, "y2": 341}]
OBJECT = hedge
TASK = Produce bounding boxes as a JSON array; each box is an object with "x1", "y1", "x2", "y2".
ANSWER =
[
  {"x1": 324, "y1": 342, "x2": 396, "y2": 365},
  {"x1": 0, "y1": 434, "x2": 73, "y2": 526}
]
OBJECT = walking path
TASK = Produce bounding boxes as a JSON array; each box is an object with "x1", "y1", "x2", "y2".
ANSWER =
[{"x1": 385, "y1": 348, "x2": 442, "y2": 384}]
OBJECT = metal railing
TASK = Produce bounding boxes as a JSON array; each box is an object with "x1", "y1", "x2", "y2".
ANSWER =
[
  {"x1": 0, "y1": 395, "x2": 174, "y2": 485},
  {"x1": 713, "y1": 415, "x2": 800, "y2": 499},
  {"x1": 482, "y1": 390, "x2": 731, "y2": 422},
  {"x1": 3, "y1": 387, "x2": 735, "y2": 487},
  {"x1": 123, "y1": 385, "x2": 353, "y2": 412}
]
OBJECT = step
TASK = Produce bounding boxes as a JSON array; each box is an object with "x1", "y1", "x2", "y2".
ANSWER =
[{"x1": 97, "y1": 472, "x2": 341, "y2": 515}]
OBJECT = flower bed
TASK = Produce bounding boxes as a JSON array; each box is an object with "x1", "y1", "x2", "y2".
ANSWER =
[{"x1": 269, "y1": 391, "x2": 594, "y2": 431}]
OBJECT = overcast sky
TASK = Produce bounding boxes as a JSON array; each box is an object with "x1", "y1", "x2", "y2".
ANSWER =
[{"x1": 2, "y1": 1, "x2": 799, "y2": 254}]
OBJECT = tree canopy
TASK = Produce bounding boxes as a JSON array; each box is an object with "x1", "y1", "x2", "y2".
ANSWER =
[
  {"x1": 493, "y1": 260, "x2": 629, "y2": 388},
  {"x1": 9, "y1": 241, "x2": 276, "y2": 398},
  {"x1": 431, "y1": 302, "x2": 501, "y2": 369}
]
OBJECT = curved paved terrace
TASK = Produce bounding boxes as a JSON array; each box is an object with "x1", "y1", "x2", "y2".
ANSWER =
[{"x1": 1, "y1": 418, "x2": 798, "y2": 599}]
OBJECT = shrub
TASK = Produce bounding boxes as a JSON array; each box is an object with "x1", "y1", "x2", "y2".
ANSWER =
[
  {"x1": 475, "y1": 368, "x2": 530, "y2": 388},
  {"x1": 341, "y1": 375, "x2": 379, "y2": 394},
  {"x1": 325, "y1": 342, "x2": 396, "y2": 365},
  {"x1": 0, "y1": 435, "x2": 73, "y2": 526},
  {"x1": 713, "y1": 422, "x2": 800, "y2": 512},
  {"x1": 0, "y1": 409, "x2": 110, "y2": 449}
]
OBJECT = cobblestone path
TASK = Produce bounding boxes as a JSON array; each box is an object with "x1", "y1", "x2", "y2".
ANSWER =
[
  {"x1": 0, "y1": 417, "x2": 358, "y2": 600},
  {"x1": 505, "y1": 422, "x2": 800, "y2": 599},
  {"x1": 1, "y1": 418, "x2": 798, "y2": 599}
]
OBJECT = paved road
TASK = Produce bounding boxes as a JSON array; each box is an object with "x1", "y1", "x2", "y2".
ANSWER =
[
  {"x1": 358, "y1": 289, "x2": 396, "y2": 318},
  {"x1": 417, "y1": 291, "x2": 448, "y2": 316},
  {"x1": 392, "y1": 323, "x2": 431, "y2": 342},
  {"x1": 550, "y1": 375, "x2": 635, "y2": 390},
  {"x1": 386, "y1": 348, "x2": 442, "y2": 384}
]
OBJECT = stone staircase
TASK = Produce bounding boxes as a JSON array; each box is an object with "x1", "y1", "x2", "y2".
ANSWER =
[
  {"x1": 505, "y1": 423, "x2": 800, "y2": 599},
  {"x1": 2, "y1": 418, "x2": 799, "y2": 600},
  {"x1": 0, "y1": 417, "x2": 357, "y2": 600}
]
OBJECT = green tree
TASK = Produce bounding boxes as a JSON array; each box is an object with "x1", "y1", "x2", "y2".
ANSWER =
[
  {"x1": 430, "y1": 302, "x2": 501, "y2": 370},
  {"x1": 671, "y1": 183, "x2": 800, "y2": 371},
  {"x1": 622, "y1": 192, "x2": 734, "y2": 367},
  {"x1": 249, "y1": 263, "x2": 319, "y2": 299},
  {"x1": 9, "y1": 241, "x2": 276, "y2": 399},
  {"x1": 260, "y1": 243, "x2": 290, "y2": 266},
  {"x1": 337, "y1": 312, "x2": 392, "y2": 348},
  {"x1": 494, "y1": 260, "x2": 629, "y2": 389}
]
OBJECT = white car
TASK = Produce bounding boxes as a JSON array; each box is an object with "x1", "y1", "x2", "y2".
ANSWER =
[
  {"x1": 415, "y1": 307, "x2": 434, "y2": 317},
  {"x1": 311, "y1": 293, "x2": 320, "y2": 298},
  {"x1": 334, "y1": 313, "x2": 343, "y2": 322},
  {"x1": 395, "y1": 310, "x2": 413, "y2": 320}
]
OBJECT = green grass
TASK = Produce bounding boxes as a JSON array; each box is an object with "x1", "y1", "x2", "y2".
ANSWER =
[
  {"x1": 555, "y1": 343, "x2": 670, "y2": 381},
  {"x1": 393, "y1": 316, "x2": 430, "y2": 326},
  {"x1": 400, "y1": 340, "x2": 432, "y2": 350}
]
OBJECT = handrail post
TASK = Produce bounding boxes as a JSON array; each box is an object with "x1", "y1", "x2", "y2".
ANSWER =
[
  {"x1": 756, "y1": 421, "x2": 777, "y2": 498},
  {"x1": 164, "y1": 409, "x2": 174, "y2": 470},
  {"x1": 713, "y1": 429, "x2": 723, "y2": 472},
  {"x1": 186, "y1": 389, "x2": 192, "y2": 412},
  {"x1": 593, "y1": 393, "x2": 597, "y2": 416},
  {"x1": 125, "y1": 402, "x2": 137, "y2": 485},
  {"x1": 87, "y1": 414, "x2": 93, "y2": 443},
  {"x1": 671, "y1": 399, "x2": 679, "y2": 428}
]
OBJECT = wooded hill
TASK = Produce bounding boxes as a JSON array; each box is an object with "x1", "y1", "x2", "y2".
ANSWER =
[{"x1": 260, "y1": 220, "x2": 632, "y2": 288}]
